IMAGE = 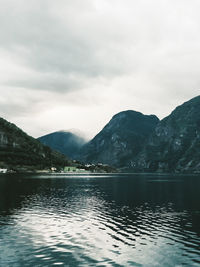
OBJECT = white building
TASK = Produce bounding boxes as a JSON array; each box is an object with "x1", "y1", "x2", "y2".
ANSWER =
[{"x1": 0, "y1": 168, "x2": 7, "y2": 173}]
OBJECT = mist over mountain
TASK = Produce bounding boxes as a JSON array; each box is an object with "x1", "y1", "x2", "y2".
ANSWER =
[
  {"x1": 76, "y1": 95, "x2": 200, "y2": 173},
  {"x1": 3, "y1": 95, "x2": 200, "y2": 173},
  {"x1": 79, "y1": 110, "x2": 159, "y2": 167},
  {"x1": 131, "y1": 95, "x2": 200, "y2": 173},
  {"x1": 38, "y1": 131, "x2": 87, "y2": 159}
]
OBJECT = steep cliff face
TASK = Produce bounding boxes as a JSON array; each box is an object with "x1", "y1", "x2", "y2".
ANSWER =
[
  {"x1": 38, "y1": 131, "x2": 86, "y2": 159},
  {"x1": 79, "y1": 110, "x2": 159, "y2": 167},
  {"x1": 132, "y1": 96, "x2": 200, "y2": 172},
  {"x1": 0, "y1": 117, "x2": 68, "y2": 169}
]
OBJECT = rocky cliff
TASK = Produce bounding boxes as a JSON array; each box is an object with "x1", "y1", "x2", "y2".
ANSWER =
[
  {"x1": 132, "y1": 96, "x2": 200, "y2": 173},
  {"x1": 38, "y1": 131, "x2": 86, "y2": 159},
  {"x1": 79, "y1": 110, "x2": 159, "y2": 167},
  {"x1": 0, "y1": 117, "x2": 68, "y2": 170}
]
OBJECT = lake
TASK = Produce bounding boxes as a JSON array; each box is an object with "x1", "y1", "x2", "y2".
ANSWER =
[{"x1": 0, "y1": 173, "x2": 199, "y2": 266}]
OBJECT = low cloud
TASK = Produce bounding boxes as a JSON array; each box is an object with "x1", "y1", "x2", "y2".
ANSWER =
[{"x1": 0, "y1": 0, "x2": 200, "y2": 137}]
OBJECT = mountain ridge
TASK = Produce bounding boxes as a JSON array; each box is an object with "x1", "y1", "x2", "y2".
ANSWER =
[
  {"x1": 78, "y1": 110, "x2": 160, "y2": 167},
  {"x1": 38, "y1": 130, "x2": 87, "y2": 159},
  {"x1": 6, "y1": 95, "x2": 199, "y2": 173},
  {"x1": 0, "y1": 117, "x2": 69, "y2": 171},
  {"x1": 130, "y1": 95, "x2": 200, "y2": 173}
]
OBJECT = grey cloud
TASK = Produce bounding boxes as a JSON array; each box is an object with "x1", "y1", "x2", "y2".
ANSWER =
[
  {"x1": 1, "y1": 0, "x2": 199, "y2": 94},
  {"x1": 0, "y1": 0, "x2": 200, "y2": 137},
  {"x1": 0, "y1": 87, "x2": 45, "y2": 118},
  {"x1": 5, "y1": 73, "x2": 88, "y2": 92},
  {"x1": 0, "y1": 0, "x2": 132, "y2": 94}
]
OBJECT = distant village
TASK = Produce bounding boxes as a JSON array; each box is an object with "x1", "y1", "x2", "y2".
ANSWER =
[
  {"x1": 0, "y1": 163, "x2": 116, "y2": 174},
  {"x1": 0, "y1": 166, "x2": 89, "y2": 174}
]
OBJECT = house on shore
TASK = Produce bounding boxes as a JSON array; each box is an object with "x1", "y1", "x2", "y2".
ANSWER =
[
  {"x1": 64, "y1": 166, "x2": 77, "y2": 172},
  {"x1": 63, "y1": 166, "x2": 89, "y2": 173},
  {"x1": 0, "y1": 168, "x2": 7, "y2": 173}
]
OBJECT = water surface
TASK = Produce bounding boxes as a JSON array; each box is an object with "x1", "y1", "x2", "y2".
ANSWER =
[{"x1": 0, "y1": 173, "x2": 199, "y2": 266}]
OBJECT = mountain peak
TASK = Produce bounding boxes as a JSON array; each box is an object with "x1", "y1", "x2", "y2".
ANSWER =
[
  {"x1": 79, "y1": 110, "x2": 159, "y2": 167},
  {"x1": 112, "y1": 110, "x2": 159, "y2": 120},
  {"x1": 38, "y1": 130, "x2": 87, "y2": 159},
  {"x1": 132, "y1": 95, "x2": 200, "y2": 172}
]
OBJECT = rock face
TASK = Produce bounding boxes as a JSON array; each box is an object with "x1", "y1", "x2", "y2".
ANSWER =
[
  {"x1": 0, "y1": 117, "x2": 68, "y2": 169},
  {"x1": 79, "y1": 110, "x2": 159, "y2": 167},
  {"x1": 38, "y1": 131, "x2": 87, "y2": 159},
  {"x1": 132, "y1": 96, "x2": 200, "y2": 173}
]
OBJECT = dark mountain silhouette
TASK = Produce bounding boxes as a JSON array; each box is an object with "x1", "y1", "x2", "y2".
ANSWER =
[
  {"x1": 38, "y1": 131, "x2": 87, "y2": 159},
  {"x1": 79, "y1": 110, "x2": 159, "y2": 167},
  {"x1": 132, "y1": 95, "x2": 200, "y2": 173},
  {"x1": 0, "y1": 117, "x2": 68, "y2": 170}
]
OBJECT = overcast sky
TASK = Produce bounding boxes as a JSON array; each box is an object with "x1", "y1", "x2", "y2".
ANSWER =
[{"x1": 0, "y1": 0, "x2": 200, "y2": 139}]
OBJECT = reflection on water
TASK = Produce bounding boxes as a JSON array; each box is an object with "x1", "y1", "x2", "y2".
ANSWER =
[{"x1": 0, "y1": 174, "x2": 199, "y2": 266}]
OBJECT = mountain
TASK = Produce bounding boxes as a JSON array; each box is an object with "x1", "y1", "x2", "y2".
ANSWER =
[
  {"x1": 132, "y1": 95, "x2": 200, "y2": 173},
  {"x1": 38, "y1": 131, "x2": 87, "y2": 159},
  {"x1": 0, "y1": 117, "x2": 69, "y2": 170},
  {"x1": 79, "y1": 110, "x2": 159, "y2": 167}
]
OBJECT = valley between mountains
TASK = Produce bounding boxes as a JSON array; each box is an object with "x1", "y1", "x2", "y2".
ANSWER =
[
  {"x1": 1, "y1": 95, "x2": 200, "y2": 173},
  {"x1": 38, "y1": 95, "x2": 200, "y2": 173}
]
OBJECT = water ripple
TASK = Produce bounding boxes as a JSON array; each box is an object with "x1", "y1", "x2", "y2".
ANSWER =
[{"x1": 0, "y1": 174, "x2": 200, "y2": 266}]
